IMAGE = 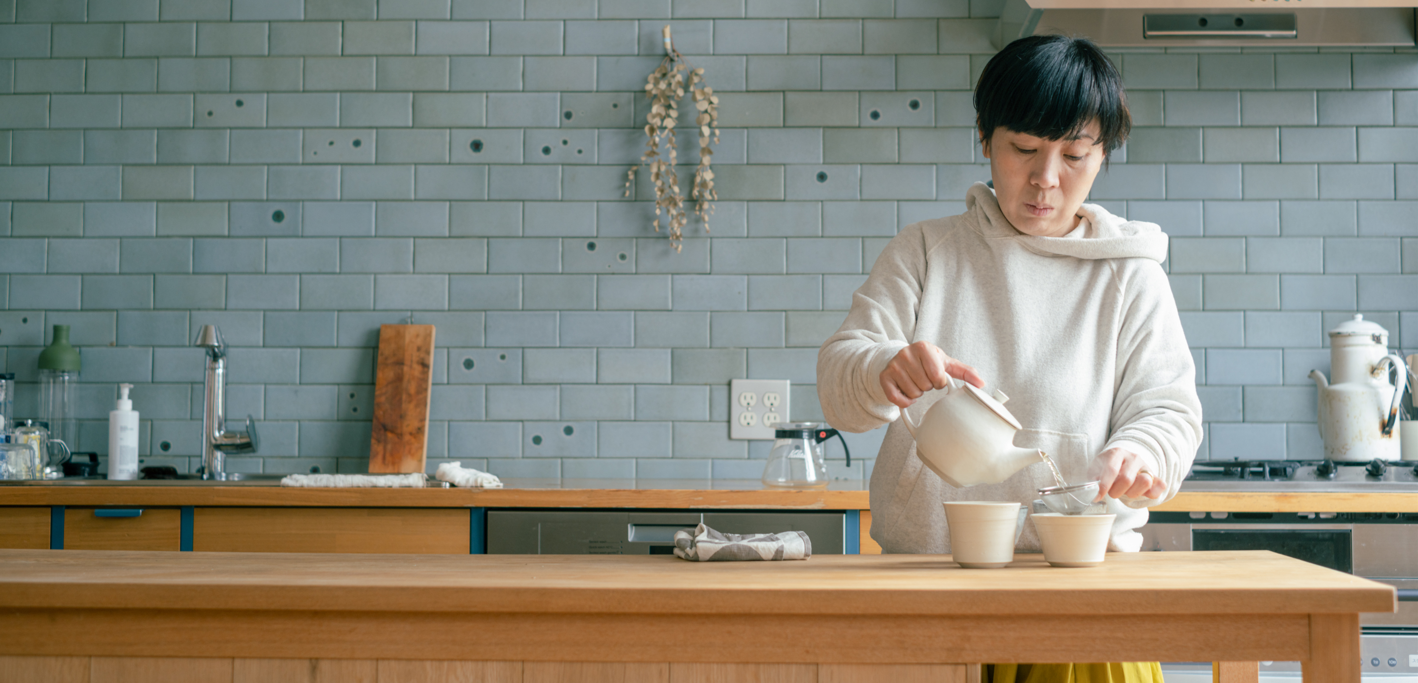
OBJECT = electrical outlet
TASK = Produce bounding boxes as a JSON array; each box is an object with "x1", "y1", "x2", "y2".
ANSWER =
[{"x1": 730, "y1": 379, "x2": 790, "y2": 440}]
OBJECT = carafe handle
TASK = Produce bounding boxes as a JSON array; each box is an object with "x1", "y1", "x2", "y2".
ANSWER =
[{"x1": 1380, "y1": 353, "x2": 1407, "y2": 436}]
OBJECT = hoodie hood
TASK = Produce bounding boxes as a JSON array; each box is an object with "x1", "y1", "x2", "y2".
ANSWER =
[{"x1": 965, "y1": 181, "x2": 1169, "y2": 263}]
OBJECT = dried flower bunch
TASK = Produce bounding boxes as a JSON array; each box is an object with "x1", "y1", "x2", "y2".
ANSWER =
[{"x1": 623, "y1": 26, "x2": 720, "y2": 252}]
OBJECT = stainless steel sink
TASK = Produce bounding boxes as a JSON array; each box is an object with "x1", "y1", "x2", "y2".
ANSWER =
[
  {"x1": 0, "y1": 473, "x2": 290, "y2": 486},
  {"x1": 223, "y1": 473, "x2": 290, "y2": 483},
  {"x1": 2, "y1": 473, "x2": 449, "y2": 487}
]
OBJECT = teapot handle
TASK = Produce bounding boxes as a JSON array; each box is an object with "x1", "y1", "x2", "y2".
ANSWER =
[
  {"x1": 901, "y1": 405, "x2": 922, "y2": 440},
  {"x1": 900, "y1": 376, "x2": 959, "y2": 440}
]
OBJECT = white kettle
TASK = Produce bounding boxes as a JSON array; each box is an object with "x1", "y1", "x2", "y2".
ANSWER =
[
  {"x1": 901, "y1": 376, "x2": 1045, "y2": 487},
  {"x1": 1309, "y1": 315, "x2": 1408, "y2": 462}
]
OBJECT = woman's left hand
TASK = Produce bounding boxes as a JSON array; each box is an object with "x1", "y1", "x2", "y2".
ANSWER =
[{"x1": 1090, "y1": 447, "x2": 1166, "y2": 502}]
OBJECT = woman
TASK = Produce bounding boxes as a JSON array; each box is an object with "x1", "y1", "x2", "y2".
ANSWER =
[{"x1": 817, "y1": 35, "x2": 1203, "y2": 683}]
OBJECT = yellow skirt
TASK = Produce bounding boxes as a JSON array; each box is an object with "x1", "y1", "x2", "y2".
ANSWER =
[{"x1": 987, "y1": 662, "x2": 1165, "y2": 683}]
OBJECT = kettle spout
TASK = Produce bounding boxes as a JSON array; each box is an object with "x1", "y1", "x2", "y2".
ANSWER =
[{"x1": 1309, "y1": 369, "x2": 1329, "y2": 389}]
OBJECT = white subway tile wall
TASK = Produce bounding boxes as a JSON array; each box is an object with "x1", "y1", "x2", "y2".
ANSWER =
[{"x1": 0, "y1": 3, "x2": 1415, "y2": 477}]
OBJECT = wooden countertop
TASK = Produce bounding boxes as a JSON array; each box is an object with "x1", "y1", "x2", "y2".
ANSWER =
[
  {"x1": 0, "y1": 549, "x2": 1395, "y2": 617},
  {"x1": 0, "y1": 549, "x2": 1394, "y2": 673},
  {"x1": 1, "y1": 478, "x2": 1416, "y2": 511}
]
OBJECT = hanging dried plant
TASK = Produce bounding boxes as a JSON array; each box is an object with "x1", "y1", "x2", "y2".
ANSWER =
[{"x1": 623, "y1": 25, "x2": 720, "y2": 253}]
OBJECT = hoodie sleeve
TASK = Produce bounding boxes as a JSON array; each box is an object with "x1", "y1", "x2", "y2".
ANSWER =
[
  {"x1": 815, "y1": 223, "x2": 931, "y2": 433},
  {"x1": 1102, "y1": 261, "x2": 1204, "y2": 508}
]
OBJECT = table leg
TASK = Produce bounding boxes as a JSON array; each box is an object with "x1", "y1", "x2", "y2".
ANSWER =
[
  {"x1": 1212, "y1": 661, "x2": 1258, "y2": 682},
  {"x1": 1301, "y1": 613, "x2": 1360, "y2": 683}
]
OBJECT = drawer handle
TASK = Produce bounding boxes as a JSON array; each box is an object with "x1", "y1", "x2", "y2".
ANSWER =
[{"x1": 94, "y1": 509, "x2": 143, "y2": 518}]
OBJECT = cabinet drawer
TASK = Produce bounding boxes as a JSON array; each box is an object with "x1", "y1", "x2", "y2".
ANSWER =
[
  {"x1": 194, "y1": 508, "x2": 470, "y2": 554},
  {"x1": 0, "y1": 507, "x2": 51, "y2": 549},
  {"x1": 65, "y1": 508, "x2": 180, "y2": 551}
]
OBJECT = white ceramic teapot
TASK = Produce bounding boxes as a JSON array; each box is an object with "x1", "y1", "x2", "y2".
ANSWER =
[
  {"x1": 1309, "y1": 315, "x2": 1407, "y2": 461},
  {"x1": 901, "y1": 376, "x2": 1045, "y2": 487}
]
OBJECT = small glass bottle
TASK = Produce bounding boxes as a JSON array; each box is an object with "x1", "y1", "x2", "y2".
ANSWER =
[
  {"x1": 0, "y1": 372, "x2": 14, "y2": 436},
  {"x1": 38, "y1": 324, "x2": 81, "y2": 464}
]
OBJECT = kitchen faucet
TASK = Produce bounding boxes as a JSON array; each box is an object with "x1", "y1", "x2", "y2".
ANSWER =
[{"x1": 195, "y1": 325, "x2": 258, "y2": 480}]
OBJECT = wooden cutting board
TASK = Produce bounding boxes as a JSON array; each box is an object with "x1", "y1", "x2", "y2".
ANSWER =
[{"x1": 369, "y1": 324, "x2": 435, "y2": 473}]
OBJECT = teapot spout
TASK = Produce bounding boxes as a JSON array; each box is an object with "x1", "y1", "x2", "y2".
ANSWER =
[
  {"x1": 1309, "y1": 369, "x2": 1329, "y2": 389},
  {"x1": 1009, "y1": 446, "x2": 1047, "y2": 472}
]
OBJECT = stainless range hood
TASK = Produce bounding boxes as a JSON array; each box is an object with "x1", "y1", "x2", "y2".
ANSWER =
[{"x1": 995, "y1": 0, "x2": 1416, "y2": 48}]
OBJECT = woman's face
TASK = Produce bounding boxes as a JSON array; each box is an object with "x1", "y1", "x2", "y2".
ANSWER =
[{"x1": 981, "y1": 124, "x2": 1106, "y2": 238}]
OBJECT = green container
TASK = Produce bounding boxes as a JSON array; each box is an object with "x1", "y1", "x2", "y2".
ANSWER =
[{"x1": 38, "y1": 325, "x2": 81, "y2": 372}]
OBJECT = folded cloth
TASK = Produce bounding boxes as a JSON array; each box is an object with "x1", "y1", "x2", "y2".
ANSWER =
[
  {"x1": 280, "y1": 473, "x2": 426, "y2": 488},
  {"x1": 673, "y1": 523, "x2": 812, "y2": 561},
  {"x1": 435, "y1": 461, "x2": 503, "y2": 488}
]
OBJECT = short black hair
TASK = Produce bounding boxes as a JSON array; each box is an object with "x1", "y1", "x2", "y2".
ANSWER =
[{"x1": 973, "y1": 35, "x2": 1130, "y2": 157}]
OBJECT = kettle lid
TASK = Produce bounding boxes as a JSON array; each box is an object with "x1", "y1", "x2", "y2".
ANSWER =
[
  {"x1": 1328, "y1": 313, "x2": 1388, "y2": 338},
  {"x1": 959, "y1": 382, "x2": 1023, "y2": 430}
]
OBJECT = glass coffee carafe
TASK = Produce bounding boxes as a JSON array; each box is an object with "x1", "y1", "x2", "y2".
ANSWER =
[
  {"x1": 762, "y1": 422, "x2": 850, "y2": 489},
  {"x1": 38, "y1": 324, "x2": 80, "y2": 469}
]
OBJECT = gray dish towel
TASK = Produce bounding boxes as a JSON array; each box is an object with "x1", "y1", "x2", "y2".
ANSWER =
[{"x1": 673, "y1": 523, "x2": 812, "y2": 561}]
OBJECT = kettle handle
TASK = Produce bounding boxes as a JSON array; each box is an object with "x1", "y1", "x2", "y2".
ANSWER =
[
  {"x1": 900, "y1": 376, "x2": 959, "y2": 440},
  {"x1": 1380, "y1": 353, "x2": 1407, "y2": 436}
]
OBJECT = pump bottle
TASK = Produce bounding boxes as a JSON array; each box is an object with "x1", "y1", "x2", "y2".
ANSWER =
[{"x1": 108, "y1": 383, "x2": 139, "y2": 480}]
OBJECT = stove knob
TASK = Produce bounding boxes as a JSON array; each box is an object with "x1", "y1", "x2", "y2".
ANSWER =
[
  {"x1": 1366, "y1": 459, "x2": 1387, "y2": 478},
  {"x1": 1316, "y1": 460, "x2": 1338, "y2": 479}
]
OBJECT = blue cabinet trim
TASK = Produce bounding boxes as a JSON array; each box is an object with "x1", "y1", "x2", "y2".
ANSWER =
[
  {"x1": 845, "y1": 509, "x2": 860, "y2": 555},
  {"x1": 180, "y1": 507, "x2": 194, "y2": 551},
  {"x1": 50, "y1": 506, "x2": 64, "y2": 550},
  {"x1": 470, "y1": 507, "x2": 486, "y2": 554}
]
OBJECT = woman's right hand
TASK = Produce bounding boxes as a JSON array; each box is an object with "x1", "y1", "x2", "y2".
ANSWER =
[{"x1": 879, "y1": 341, "x2": 986, "y2": 409}]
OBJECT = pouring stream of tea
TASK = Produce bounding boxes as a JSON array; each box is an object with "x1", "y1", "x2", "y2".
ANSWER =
[{"x1": 1039, "y1": 451, "x2": 1068, "y2": 489}]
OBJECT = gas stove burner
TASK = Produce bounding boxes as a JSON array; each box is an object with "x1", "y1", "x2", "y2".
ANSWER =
[
  {"x1": 1314, "y1": 458, "x2": 1394, "y2": 479},
  {"x1": 1187, "y1": 460, "x2": 1299, "y2": 481},
  {"x1": 1183, "y1": 458, "x2": 1418, "y2": 491}
]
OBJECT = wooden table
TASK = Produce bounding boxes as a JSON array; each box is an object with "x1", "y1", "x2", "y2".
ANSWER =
[{"x1": 0, "y1": 549, "x2": 1396, "y2": 683}]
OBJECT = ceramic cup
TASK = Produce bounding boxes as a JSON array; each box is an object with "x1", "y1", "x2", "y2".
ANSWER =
[
  {"x1": 944, "y1": 501, "x2": 1024, "y2": 568},
  {"x1": 1032, "y1": 513, "x2": 1116, "y2": 567}
]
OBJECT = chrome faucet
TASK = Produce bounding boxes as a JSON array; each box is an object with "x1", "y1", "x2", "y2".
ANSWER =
[{"x1": 195, "y1": 325, "x2": 258, "y2": 480}]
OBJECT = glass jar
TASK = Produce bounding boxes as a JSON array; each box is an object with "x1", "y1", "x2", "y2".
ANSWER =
[
  {"x1": 6, "y1": 422, "x2": 47, "y2": 480},
  {"x1": 0, "y1": 443, "x2": 42, "y2": 480}
]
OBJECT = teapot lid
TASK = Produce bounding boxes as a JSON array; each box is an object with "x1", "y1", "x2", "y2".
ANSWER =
[
  {"x1": 1328, "y1": 314, "x2": 1388, "y2": 338},
  {"x1": 959, "y1": 382, "x2": 1023, "y2": 430}
]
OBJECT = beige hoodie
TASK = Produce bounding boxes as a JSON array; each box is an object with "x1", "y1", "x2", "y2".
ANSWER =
[{"x1": 817, "y1": 182, "x2": 1202, "y2": 554}]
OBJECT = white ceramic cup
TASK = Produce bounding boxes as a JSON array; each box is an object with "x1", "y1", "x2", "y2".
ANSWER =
[
  {"x1": 944, "y1": 501, "x2": 1023, "y2": 569},
  {"x1": 1032, "y1": 513, "x2": 1116, "y2": 567}
]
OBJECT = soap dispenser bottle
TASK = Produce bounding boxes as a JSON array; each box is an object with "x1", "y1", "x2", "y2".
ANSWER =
[{"x1": 108, "y1": 383, "x2": 139, "y2": 481}]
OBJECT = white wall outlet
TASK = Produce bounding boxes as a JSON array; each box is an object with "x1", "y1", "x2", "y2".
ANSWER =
[{"x1": 730, "y1": 379, "x2": 790, "y2": 440}]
